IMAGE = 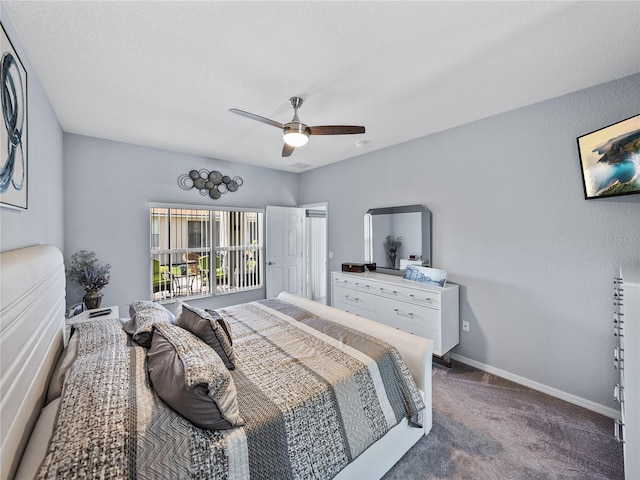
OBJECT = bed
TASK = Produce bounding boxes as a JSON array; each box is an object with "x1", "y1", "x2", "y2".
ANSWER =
[{"x1": 1, "y1": 245, "x2": 433, "y2": 480}]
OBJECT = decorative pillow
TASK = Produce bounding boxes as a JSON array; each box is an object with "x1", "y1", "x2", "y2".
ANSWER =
[
  {"x1": 13, "y1": 398, "x2": 61, "y2": 480},
  {"x1": 128, "y1": 299, "x2": 176, "y2": 320},
  {"x1": 123, "y1": 300, "x2": 176, "y2": 347},
  {"x1": 205, "y1": 308, "x2": 234, "y2": 346},
  {"x1": 177, "y1": 303, "x2": 235, "y2": 369},
  {"x1": 147, "y1": 323, "x2": 244, "y2": 430}
]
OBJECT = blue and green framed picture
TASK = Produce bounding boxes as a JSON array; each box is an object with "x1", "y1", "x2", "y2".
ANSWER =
[
  {"x1": 577, "y1": 114, "x2": 640, "y2": 200},
  {"x1": 1, "y1": 22, "x2": 28, "y2": 210}
]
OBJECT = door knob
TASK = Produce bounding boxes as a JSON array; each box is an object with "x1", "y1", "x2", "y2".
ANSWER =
[{"x1": 267, "y1": 261, "x2": 274, "y2": 265}]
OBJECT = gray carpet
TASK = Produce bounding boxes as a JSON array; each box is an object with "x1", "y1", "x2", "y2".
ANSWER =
[{"x1": 382, "y1": 362, "x2": 624, "y2": 480}]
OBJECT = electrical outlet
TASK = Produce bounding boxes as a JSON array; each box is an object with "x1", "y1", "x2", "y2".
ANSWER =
[{"x1": 462, "y1": 320, "x2": 470, "y2": 332}]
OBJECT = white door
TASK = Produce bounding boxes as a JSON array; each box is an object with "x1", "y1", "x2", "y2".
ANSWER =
[{"x1": 266, "y1": 206, "x2": 304, "y2": 298}]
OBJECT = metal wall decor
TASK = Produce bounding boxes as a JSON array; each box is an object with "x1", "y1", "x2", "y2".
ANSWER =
[{"x1": 177, "y1": 169, "x2": 243, "y2": 200}]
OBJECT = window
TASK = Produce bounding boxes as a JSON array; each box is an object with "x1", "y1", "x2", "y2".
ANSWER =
[{"x1": 150, "y1": 205, "x2": 263, "y2": 301}]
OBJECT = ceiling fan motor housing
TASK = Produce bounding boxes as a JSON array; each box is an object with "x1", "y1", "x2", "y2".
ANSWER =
[{"x1": 289, "y1": 97, "x2": 304, "y2": 109}]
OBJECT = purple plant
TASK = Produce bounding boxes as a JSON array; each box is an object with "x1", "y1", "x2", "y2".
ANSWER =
[
  {"x1": 67, "y1": 250, "x2": 111, "y2": 292},
  {"x1": 384, "y1": 235, "x2": 403, "y2": 254}
]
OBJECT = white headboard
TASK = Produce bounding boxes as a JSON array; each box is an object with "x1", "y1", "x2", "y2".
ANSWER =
[{"x1": 0, "y1": 245, "x2": 65, "y2": 480}]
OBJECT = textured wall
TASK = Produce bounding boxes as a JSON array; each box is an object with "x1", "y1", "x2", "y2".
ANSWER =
[{"x1": 299, "y1": 74, "x2": 640, "y2": 412}]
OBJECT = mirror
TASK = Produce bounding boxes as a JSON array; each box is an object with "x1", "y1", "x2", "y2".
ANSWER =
[{"x1": 364, "y1": 204, "x2": 431, "y2": 274}]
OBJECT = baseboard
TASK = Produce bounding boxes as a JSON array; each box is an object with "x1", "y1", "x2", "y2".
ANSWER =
[{"x1": 450, "y1": 353, "x2": 621, "y2": 420}]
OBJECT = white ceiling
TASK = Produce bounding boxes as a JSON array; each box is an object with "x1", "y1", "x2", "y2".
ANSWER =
[{"x1": 3, "y1": 1, "x2": 639, "y2": 172}]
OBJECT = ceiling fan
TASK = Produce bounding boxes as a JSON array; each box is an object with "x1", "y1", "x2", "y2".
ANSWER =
[{"x1": 229, "y1": 97, "x2": 365, "y2": 157}]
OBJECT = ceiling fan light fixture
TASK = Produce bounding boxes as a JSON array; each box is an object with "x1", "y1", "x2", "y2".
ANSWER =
[
  {"x1": 283, "y1": 123, "x2": 310, "y2": 147},
  {"x1": 230, "y1": 97, "x2": 365, "y2": 156}
]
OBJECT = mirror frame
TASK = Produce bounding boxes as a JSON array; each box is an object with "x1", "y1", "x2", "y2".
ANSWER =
[{"x1": 364, "y1": 204, "x2": 432, "y2": 275}]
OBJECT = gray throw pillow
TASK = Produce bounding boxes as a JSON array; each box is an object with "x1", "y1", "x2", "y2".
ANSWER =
[
  {"x1": 147, "y1": 323, "x2": 244, "y2": 430},
  {"x1": 123, "y1": 300, "x2": 176, "y2": 347},
  {"x1": 205, "y1": 309, "x2": 234, "y2": 346},
  {"x1": 177, "y1": 303, "x2": 235, "y2": 369}
]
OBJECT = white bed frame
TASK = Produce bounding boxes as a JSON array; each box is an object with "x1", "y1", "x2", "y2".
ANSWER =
[
  {"x1": 1, "y1": 245, "x2": 66, "y2": 480},
  {"x1": 0, "y1": 245, "x2": 433, "y2": 480}
]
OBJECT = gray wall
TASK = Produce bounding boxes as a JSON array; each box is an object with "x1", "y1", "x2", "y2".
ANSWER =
[
  {"x1": 299, "y1": 74, "x2": 640, "y2": 412},
  {"x1": 63, "y1": 134, "x2": 298, "y2": 316},
  {"x1": 0, "y1": 13, "x2": 64, "y2": 253}
]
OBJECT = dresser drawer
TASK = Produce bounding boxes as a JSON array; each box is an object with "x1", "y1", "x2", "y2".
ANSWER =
[
  {"x1": 404, "y1": 289, "x2": 441, "y2": 309},
  {"x1": 351, "y1": 279, "x2": 379, "y2": 293},
  {"x1": 377, "y1": 297, "x2": 442, "y2": 332},
  {"x1": 332, "y1": 285, "x2": 376, "y2": 313},
  {"x1": 332, "y1": 274, "x2": 358, "y2": 289},
  {"x1": 332, "y1": 300, "x2": 375, "y2": 319},
  {"x1": 372, "y1": 283, "x2": 441, "y2": 310},
  {"x1": 375, "y1": 305, "x2": 442, "y2": 353},
  {"x1": 333, "y1": 274, "x2": 387, "y2": 296}
]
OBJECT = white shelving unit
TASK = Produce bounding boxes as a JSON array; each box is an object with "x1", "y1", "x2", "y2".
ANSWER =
[{"x1": 614, "y1": 265, "x2": 639, "y2": 480}]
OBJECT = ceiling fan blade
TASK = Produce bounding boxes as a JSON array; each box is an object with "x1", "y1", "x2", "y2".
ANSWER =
[
  {"x1": 229, "y1": 108, "x2": 285, "y2": 129},
  {"x1": 308, "y1": 125, "x2": 365, "y2": 135},
  {"x1": 282, "y1": 143, "x2": 295, "y2": 157}
]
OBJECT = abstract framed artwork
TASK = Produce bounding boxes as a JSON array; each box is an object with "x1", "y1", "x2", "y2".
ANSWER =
[
  {"x1": 577, "y1": 114, "x2": 640, "y2": 200},
  {"x1": 1, "y1": 22, "x2": 28, "y2": 210}
]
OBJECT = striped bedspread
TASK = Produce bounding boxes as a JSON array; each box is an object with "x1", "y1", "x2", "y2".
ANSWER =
[{"x1": 37, "y1": 299, "x2": 424, "y2": 479}]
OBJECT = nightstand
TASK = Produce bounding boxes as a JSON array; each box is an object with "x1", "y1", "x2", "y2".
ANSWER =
[{"x1": 65, "y1": 305, "x2": 119, "y2": 345}]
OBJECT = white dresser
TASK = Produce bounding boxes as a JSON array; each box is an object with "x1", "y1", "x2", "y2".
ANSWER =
[
  {"x1": 331, "y1": 271, "x2": 459, "y2": 357},
  {"x1": 614, "y1": 265, "x2": 639, "y2": 480}
]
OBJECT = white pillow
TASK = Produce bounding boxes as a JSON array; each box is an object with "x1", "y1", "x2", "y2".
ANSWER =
[
  {"x1": 14, "y1": 398, "x2": 60, "y2": 480},
  {"x1": 45, "y1": 334, "x2": 79, "y2": 404}
]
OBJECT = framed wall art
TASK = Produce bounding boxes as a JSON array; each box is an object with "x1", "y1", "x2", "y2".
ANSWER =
[
  {"x1": 1, "y1": 22, "x2": 28, "y2": 210},
  {"x1": 577, "y1": 114, "x2": 640, "y2": 200}
]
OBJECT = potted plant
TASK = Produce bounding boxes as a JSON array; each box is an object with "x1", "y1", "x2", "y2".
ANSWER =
[
  {"x1": 67, "y1": 250, "x2": 111, "y2": 310},
  {"x1": 384, "y1": 235, "x2": 402, "y2": 268}
]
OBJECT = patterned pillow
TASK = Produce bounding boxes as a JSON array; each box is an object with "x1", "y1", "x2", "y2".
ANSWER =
[
  {"x1": 147, "y1": 323, "x2": 244, "y2": 430},
  {"x1": 177, "y1": 303, "x2": 235, "y2": 369},
  {"x1": 123, "y1": 300, "x2": 175, "y2": 347}
]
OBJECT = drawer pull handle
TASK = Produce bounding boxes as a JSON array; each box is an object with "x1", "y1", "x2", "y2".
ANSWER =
[
  {"x1": 345, "y1": 295, "x2": 359, "y2": 302},
  {"x1": 614, "y1": 420, "x2": 625, "y2": 442},
  {"x1": 394, "y1": 308, "x2": 414, "y2": 318},
  {"x1": 614, "y1": 347, "x2": 624, "y2": 360},
  {"x1": 380, "y1": 288, "x2": 398, "y2": 295},
  {"x1": 614, "y1": 384, "x2": 624, "y2": 402},
  {"x1": 614, "y1": 347, "x2": 624, "y2": 370},
  {"x1": 409, "y1": 294, "x2": 432, "y2": 302}
]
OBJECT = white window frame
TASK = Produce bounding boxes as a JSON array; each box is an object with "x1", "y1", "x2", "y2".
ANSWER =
[{"x1": 149, "y1": 203, "x2": 264, "y2": 302}]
